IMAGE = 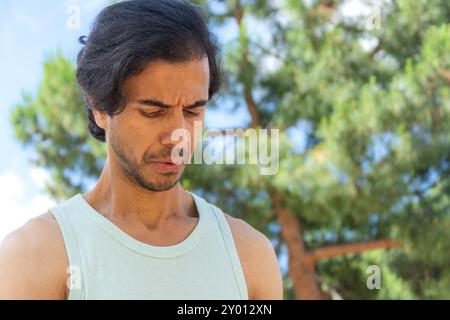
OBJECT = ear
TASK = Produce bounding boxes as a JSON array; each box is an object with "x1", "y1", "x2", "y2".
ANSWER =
[{"x1": 92, "y1": 108, "x2": 109, "y2": 130}]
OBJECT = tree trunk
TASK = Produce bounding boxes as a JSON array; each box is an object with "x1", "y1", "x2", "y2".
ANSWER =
[{"x1": 271, "y1": 191, "x2": 322, "y2": 299}]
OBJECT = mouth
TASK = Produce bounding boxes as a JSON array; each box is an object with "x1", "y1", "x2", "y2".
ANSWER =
[{"x1": 150, "y1": 160, "x2": 183, "y2": 171}]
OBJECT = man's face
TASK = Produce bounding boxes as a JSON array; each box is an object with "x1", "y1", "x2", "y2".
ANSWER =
[{"x1": 104, "y1": 57, "x2": 210, "y2": 192}]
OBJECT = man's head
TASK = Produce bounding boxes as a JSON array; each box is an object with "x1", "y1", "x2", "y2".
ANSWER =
[{"x1": 76, "y1": 0, "x2": 221, "y2": 192}]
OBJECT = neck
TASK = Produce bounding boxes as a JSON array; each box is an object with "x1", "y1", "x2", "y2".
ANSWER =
[{"x1": 83, "y1": 158, "x2": 195, "y2": 230}]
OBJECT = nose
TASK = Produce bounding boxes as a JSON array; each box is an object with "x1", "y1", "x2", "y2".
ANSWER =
[{"x1": 160, "y1": 107, "x2": 187, "y2": 146}]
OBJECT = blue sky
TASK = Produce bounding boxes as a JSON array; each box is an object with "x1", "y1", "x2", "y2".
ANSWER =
[
  {"x1": 0, "y1": 0, "x2": 106, "y2": 170},
  {"x1": 0, "y1": 0, "x2": 114, "y2": 240}
]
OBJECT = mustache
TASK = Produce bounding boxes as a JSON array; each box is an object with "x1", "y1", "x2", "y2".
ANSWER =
[{"x1": 144, "y1": 147, "x2": 185, "y2": 163}]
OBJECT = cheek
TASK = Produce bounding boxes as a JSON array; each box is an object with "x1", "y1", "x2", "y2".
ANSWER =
[
  {"x1": 126, "y1": 114, "x2": 160, "y2": 141},
  {"x1": 110, "y1": 116, "x2": 149, "y2": 158}
]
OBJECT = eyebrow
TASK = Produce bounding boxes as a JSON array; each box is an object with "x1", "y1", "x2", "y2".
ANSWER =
[{"x1": 134, "y1": 99, "x2": 208, "y2": 109}]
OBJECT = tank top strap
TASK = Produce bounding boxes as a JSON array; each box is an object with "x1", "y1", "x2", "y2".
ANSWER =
[
  {"x1": 49, "y1": 194, "x2": 85, "y2": 299},
  {"x1": 207, "y1": 202, "x2": 249, "y2": 300}
]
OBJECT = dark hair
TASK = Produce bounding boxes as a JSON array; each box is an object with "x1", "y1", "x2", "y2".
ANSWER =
[{"x1": 76, "y1": 0, "x2": 222, "y2": 142}]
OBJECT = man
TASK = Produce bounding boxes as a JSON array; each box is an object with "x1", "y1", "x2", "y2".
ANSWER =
[{"x1": 0, "y1": 0, "x2": 282, "y2": 299}]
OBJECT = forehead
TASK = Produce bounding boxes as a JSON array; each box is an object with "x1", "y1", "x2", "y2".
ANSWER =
[{"x1": 124, "y1": 57, "x2": 210, "y2": 101}]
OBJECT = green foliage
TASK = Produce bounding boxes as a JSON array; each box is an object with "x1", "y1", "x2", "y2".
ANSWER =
[{"x1": 10, "y1": 50, "x2": 106, "y2": 200}]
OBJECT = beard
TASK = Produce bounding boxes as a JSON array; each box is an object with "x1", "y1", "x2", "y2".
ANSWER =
[{"x1": 110, "y1": 134, "x2": 184, "y2": 192}]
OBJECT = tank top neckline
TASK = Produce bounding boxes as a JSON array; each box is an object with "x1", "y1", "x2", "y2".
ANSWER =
[{"x1": 73, "y1": 192, "x2": 209, "y2": 258}]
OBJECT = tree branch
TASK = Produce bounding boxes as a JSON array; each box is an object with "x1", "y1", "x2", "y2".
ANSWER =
[
  {"x1": 437, "y1": 68, "x2": 450, "y2": 85},
  {"x1": 244, "y1": 88, "x2": 261, "y2": 127},
  {"x1": 234, "y1": 1, "x2": 261, "y2": 128},
  {"x1": 307, "y1": 239, "x2": 402, "y2": 263}
]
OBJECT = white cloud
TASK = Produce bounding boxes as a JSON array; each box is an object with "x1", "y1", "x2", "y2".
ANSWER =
[
  {"x1": 29, "y1": 167, "x2": 50, "y2": 189},
  {"x1": 0, "y1": 171, "x2": 24, "y2": 202},
  {"x1": 0, "y1": 170, "x2": 56, "y2": 242}
]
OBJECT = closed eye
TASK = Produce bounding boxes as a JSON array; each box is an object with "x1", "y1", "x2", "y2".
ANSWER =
[
  {"x1": 140, "y1": 110, "x2": 163, "y2": 118},
  {"x1": 139, "y1": 109, "x2": 200, "y2": 118},
  {"x1": 184, "y1": 109, "x2": 200, "y2": 117}
]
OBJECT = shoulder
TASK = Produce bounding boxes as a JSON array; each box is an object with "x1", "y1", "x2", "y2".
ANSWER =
[
  {"x1": 223, "y1": 213, "x2": 283, "y2": 300},
  {"x1": 0, "y1": 211, "x2": 68, "y2": 299}
]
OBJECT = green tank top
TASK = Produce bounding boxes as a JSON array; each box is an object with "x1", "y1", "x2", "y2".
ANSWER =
[{"x1": 49, "y1": 192, "x2": 249, "y2": 300}]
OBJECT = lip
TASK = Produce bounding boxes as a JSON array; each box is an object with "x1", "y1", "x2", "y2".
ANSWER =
[{"x1": 151, "y1": 160, "x2": 183, "y2": 171}]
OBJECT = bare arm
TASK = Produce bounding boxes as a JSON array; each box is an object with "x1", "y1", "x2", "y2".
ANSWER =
[
  {"x1": 248, "y1": 230, "x2": 284, "y2": 299},
  {"x1": 225, "y1": 214, "x2": 284, "y2": 300},
  {"x1": 0, "y1": 213, "x2": 68, "y2": 299}
]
